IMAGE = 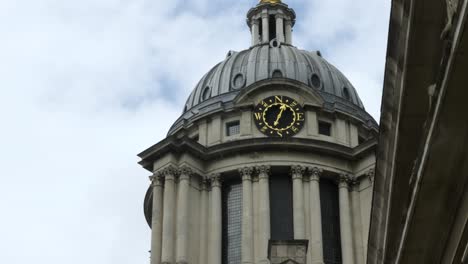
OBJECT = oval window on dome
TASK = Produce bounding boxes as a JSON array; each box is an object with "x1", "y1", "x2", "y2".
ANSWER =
[
  {"x1": 310, "y1": 73, "x2": 322, "y2": 89},
  {"x1": 231, "y1": 73, "x2": 246, "y2": 90},
  {"x1": 201, "y1": 86, "x2": 211, "y2": 101}
]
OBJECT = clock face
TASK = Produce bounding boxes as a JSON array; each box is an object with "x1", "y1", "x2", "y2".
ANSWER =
[{"x1": 253, "y1": 95, "x2": 305, "y2": 137}]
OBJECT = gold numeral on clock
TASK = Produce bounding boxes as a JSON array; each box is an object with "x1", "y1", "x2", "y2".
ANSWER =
[
  {"x1": 254, "y1": 112, "x2": 262, "y2": 120},
  {"x1": 296, "y1": 112, "x2": 305, "y2": 121}
]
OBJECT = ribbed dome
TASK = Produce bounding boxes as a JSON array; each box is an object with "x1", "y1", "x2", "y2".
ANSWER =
[{"x1": 183, "y1": 45, "x2": 364, "y2": 113}]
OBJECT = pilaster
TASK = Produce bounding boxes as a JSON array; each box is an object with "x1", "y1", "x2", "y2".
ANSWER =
[{"x1": 291, "y1": 165, "x2": 306, "y2": 239}]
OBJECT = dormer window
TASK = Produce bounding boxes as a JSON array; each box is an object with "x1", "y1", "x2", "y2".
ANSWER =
[{"x1": 342, "y1": 87, "x2": 351, "y2": 101}]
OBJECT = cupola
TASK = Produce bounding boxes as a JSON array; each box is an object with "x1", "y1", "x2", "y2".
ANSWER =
[{"x1": 247, "y1": 0, "x2": 296, "y2": 46}]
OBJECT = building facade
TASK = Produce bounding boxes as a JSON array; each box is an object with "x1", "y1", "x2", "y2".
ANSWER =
[
  {"x1": 138, "y1": 1, "x2": 378, "y2": 264},
  {"x1": 367, "y1": 0, "x2": 468, "y2": 263}
]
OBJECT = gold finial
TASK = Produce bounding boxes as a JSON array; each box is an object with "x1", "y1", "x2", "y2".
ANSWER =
[{"x1": 260, "y1": 0, "x2": 282, "y2": 4}]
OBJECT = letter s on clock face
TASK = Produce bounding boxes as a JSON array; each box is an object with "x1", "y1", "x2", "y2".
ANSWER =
[{"x1": 253, "y1": 95, "x2": 305, "y2": 137}]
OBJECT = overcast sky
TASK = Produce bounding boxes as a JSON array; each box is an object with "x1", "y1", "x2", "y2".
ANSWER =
[{"x1": 0, "y1": 0, "x2": 390, "y2": 263}]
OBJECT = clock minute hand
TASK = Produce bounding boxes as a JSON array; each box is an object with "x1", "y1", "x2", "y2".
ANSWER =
[{"x1": 274, "y1": 104, "x2": 287, "y2": 126}]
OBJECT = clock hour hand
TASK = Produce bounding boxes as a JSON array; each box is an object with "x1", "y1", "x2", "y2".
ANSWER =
[{"x1": 274, "y1": 104, "x2": 287, "y2": 126}]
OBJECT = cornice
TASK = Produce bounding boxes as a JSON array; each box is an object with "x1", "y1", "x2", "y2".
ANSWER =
[{"x1": 138, "y1": 136, "x2": 378, "y2": 172}]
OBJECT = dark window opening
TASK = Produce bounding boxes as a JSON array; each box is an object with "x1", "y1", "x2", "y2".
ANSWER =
[
  {"x1": 222, "y1": 179, "x2": 242, "y2": 264},
  {"x1": 319, "y1": 121, "x2": 332, "y2": 136},
  {"x1": 320, "y1": 179, "x2": 342, "y2": 264},
  {"x1": 259, "y1": 19, "x2": 263, "y2": 40},
  {"x1": 270, "y1": 173, "x2": 294, "y2": 240},
  {"x1": 226, "y1": 121, "x2": 240, "y2": 136},
  {"x1": 269, "y1": 15, "x2": 276, "y2": 41},
  {"x1": 343, "y1": 87, "x2": 350, "y2": 101}
]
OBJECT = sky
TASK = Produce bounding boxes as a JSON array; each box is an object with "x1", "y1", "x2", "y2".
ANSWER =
[{"x1": 0, "y1": 0, "x2": 390, "y2": 263}]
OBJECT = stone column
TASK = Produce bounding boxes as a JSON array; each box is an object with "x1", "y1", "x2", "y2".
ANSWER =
[
  {"x1": 176, "y1": 166, "x2": 192, "y2": 264},
  {"x1": 308, "y1": 167, "x2": 324, "y2": 264},
  {"x1": 339, "y1": 174, "x2": 355, "y2": 264},
  {"x1": 285, "y1": 20, "x2": 293, "y2": 44},
  {"x1": 161, "y1": 167, "x2": 177, "y2": 264},
  {"x1": 240, "y1": 167, "x2": 254, "y2": 264},
  {"x1": 275, "y1": 15, "x2": 285, "y2": 43},
  {"x1": 291, "y1": 165, "x2": 306, "y2": 239},
  {"x1": 150, "y1": 173, "x2": 164, "y2": 264},
  {"x1": 209, "y1": 174, "x2": 222, "y2": 264},
  {"x1": 198, "y1": 177, "x2": 209, "y2": 264},
  {"x1": 251, "y1": 19, "x2": 260, "y2": 46},
  {"x1": 262, "y1": 13, "x2": 269, "y2": 43},
  {"x1": 256, "y1": 165, "x2": 271, "y2": 264}
]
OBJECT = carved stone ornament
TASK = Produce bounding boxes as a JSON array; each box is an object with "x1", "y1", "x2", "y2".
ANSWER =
[
  {"x1": 291, "y1": 165, "x2": 305, "y2": 180},
  {"x1": 256, "y1": 165, "x2": 271, "y2": 179},
  {"x1": 239, "y1": 167, "x2": 254, "y2": 181}
]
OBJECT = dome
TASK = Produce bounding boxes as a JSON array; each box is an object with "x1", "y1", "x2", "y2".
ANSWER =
[{"x1": 183, "y1": 45, "x2": 364, "y2": 113}]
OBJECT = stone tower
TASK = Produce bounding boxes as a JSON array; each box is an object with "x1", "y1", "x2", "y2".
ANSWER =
[{"x1": 138, "y1": 1, "x2": 378, "y2": 264}]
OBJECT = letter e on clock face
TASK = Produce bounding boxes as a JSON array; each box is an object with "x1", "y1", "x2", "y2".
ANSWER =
[{"x1": 253, "y1": 95, "x2": 305, "y2": 137}]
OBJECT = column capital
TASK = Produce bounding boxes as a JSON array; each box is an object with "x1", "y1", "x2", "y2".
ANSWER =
[
  {"x1": 210, "y1": 173, "x2": 222, "y2": 188},
  {"x1": 261, "y1": 12, "x2": 269, "y2": 19},
  {"x1": 239, "y1": 167, "x2": 254, "y2": 181},
  {"x1": 160, "y1": 166, "x2": 178, "y2": 181},
  {"x1": 201, "y1": 177, "x2": 210, "y2": 191},
  {"x1": 178, "y1": 166, "x2": 193, "y2": 181},
  {"x1": 291, "y1": 165, "x2": 305, "y2": 180},
  {"x1": 149, "y1": 174, "x2": 164, "y2": 187},
  {"x1": 256, "y1": 165, "x2": 271, "y2": 179},
  {"x1": 252, "y1": 18, "x2": 260, "y2": 25},
  {"x1": 308, "y1": 166, "x2": 323, "y2": 182},
  {"x1": 338, "y1": 173, "x2": 353, "y2": 188}
]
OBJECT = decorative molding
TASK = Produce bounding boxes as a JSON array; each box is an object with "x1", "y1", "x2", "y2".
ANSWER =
[
  {"x1": 256, "y1": 165, "x2": 271, "y2": 179},
  {"x1": 291, "y1": 165, "x2": 305, "y2": 180},
  {"x1": 308, "y1": 166, "x2": 323, "y2": 182},
  {"x1": 239, "y1": 167, "x2": 254, "y2": 181}
]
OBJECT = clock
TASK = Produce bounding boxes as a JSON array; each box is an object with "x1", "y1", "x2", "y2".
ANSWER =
[{"x1": 253, "y1": 95, "x2": 305, "y2": 137}]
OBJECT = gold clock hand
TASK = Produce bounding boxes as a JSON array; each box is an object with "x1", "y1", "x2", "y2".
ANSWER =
[{"x1": 274, "y1": 104, "x2": 287, "y2": 126}]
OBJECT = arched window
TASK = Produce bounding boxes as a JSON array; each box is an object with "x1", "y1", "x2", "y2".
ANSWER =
[{"x1": 320, "y1": 179, "x2": 342, "y2": 264}]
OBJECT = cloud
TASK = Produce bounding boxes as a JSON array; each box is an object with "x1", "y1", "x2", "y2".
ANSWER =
[{"x1": 0, "y1": 0, "x2": 389, "y2": 263}]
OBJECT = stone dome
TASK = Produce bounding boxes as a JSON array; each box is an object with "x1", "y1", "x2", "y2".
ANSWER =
[{"x1": 183, "y1": 45, "x2": 365, "y2": 113}]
